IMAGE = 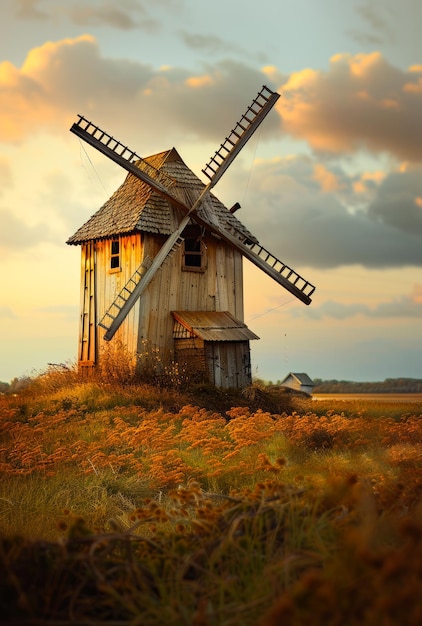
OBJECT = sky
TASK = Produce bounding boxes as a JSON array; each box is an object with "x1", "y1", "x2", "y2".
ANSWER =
[{"x1": 0, "y1": 0, "x2": 421, "y2": 384}]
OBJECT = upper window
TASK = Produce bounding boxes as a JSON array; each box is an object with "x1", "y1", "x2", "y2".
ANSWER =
[
  {"x1": 110, "y1": 239, "x2": 120, "y2": 270},
  {"x1": 182, "y1": 226, "x2": 205, "y2": 271}
]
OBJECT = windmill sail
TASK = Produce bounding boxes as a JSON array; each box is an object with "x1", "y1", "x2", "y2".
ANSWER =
[
  {"x1": 70, "y1": 116, "x2": 187, "y2": 211},
  {"x1": 201, "y1": 85, "x2": 279, "y2": 185},
  {"x1": 98, "y1": 200, "x2": 315, "y2": 340},
  {"x1": 70, "y1": 85, "x2": 314, "y2": 342},
  {"x1": 70, "y1": 85, "x2": 279, "y2": 204}
]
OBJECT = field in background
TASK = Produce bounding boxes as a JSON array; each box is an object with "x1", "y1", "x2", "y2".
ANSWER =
[
  {"x1": 314, "y1": 393, "x2": 422, "y2": 402},
  {"x1": 1, "y1": 370, "x2": 422, "y2": 625}
]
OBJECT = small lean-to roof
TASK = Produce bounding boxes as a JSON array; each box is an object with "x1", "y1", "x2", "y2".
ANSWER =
[
  {"x1": 281, "y1": 372, "x2": 315, "y2": 386},
  {"x1": 67, "y1": 148, "x2": 257, "y2": 245},
  {"x1": 172, "y1": 311, "x2": 259, "y2": 342}
]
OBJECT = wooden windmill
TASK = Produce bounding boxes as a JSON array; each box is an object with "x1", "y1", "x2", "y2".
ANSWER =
[{"x1": 67, "y1": 86, "x2": 315, "y2": 388}]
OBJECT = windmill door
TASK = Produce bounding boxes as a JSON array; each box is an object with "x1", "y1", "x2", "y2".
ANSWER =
[
  {"x1": 204, "y1": 341, "x2": 252, "y2": 389},
  {"x1": 79, "y1": 242, "x2": 97, "y2": 367}
]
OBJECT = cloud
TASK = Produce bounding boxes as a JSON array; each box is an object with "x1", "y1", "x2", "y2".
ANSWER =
[
  {"x1": 292, "y1": 284, "x2": 422, "y2": 320},
  {"x1": 15, "y1": 0, "x2": 48, "y2": 19},
  {"x1": 180, "y1": 32, "x2": 245, "y2": 56},
  {"x1": 0, "y1": 306, "x2": 17, "y2": 320},
  {"x1": 65, "y1": 1, "x2": 157, "y2": 31},
  {"x1": 0, "y1": 158, "x2": 13, "y2": 194},
  {"x1": 0, "y1": 208, "x2": 54, "y2": 250},
  {"x1": 0, "y1": 35, "x2": 153, "y2": 142},
  {"x1": 1, "y1": 38, "x2": 420, "y2": 272},
  {"x1": 3, "y1": 38, "x2": 421, "y2": 171},
  {"x1": 356, "y1": 3, "x2": 391, "y2": 33},
  {"x1": 367, "y1": 163, "x2": 422, "y2": 235},
  {"x1": 349, "y1": 1, "x2": 394, "y2": 46},
  {"x1": 0, "y1": 37, "x2": 279, "y2": 146},
  {"x1": 238, "y1": 155, "x2": 422, "y2": 269},
  {"x1": 277, "y1": 52, "x2": 422, "y2": 162},
  {"x1": 14, "y1": 0, "x2": 179, "y2": 31},
  {"x1": 312, "y1": 163, "x2": 341, "y2": 192}
]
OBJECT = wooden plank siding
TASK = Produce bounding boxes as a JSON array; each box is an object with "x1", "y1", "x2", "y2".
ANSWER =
[
  {"x1": 204, "y1": 341, "x2": 252, "y2": 389},
  {"x1": 78, "y1": 230, "x2": 247, "y2": 383},
  {"x1": 93, "y1": 234, "x2": 143, "y2": 362},
  {"x1": 136, "y1": 233, "x2": 245, "y2": 364}
]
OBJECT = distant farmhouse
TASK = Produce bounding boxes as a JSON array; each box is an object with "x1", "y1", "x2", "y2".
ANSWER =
[{"x1": 280, "y1": 373, "x2": 315, "y2": 396}]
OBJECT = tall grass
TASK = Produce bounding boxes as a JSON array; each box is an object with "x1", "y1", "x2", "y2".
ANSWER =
[{"x1": 1, "y1": 368, "x2": 422, "y2": 624}]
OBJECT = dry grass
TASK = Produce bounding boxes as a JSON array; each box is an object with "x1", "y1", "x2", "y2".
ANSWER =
[{"x1": 1, "y1": 370, "x2": 422, "y2": 624}]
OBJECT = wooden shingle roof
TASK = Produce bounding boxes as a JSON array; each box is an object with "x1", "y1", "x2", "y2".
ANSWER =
[{"x1": 67, "y1": 148, "x2": 257, "y2": 245}]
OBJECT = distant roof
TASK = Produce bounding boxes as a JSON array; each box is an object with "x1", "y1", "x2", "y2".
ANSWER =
[
  {"x1": 281, "y1": 373, "x2": 315, "y2": 386},
  {"x1": 67, "y1": 148, "x2": 257, "y2": 245},
  {"x1": 172, "y1": 311, "x2": 259, "y2": 342}
]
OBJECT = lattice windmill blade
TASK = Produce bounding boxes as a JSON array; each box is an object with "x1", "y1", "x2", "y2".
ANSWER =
[
  {"x1": 193, "y1": 218, "x2": 316, "y2": 304},
  {"x1": 70, "y1": 85, "x2": 313, "y2": 343},
  {"x1": 201, "y1": 85, "x2": 279, "y2": 187},
  {"x1": 71, "y1": 115, "x2": 215, "y2": 340},
  {"x1": 70, "y1": 85, "x2": 279, "y2": 212},
  {"x1": 97, "y1": 187, "x2": 315, "y2": 340},
  {"x1": 70, "y1": 116, "x2": 186, "y2": 212}
]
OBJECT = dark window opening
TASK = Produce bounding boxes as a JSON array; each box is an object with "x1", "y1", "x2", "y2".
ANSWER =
[
  {"x1": 182, "y1": 226, "x2": 205, "y2": 271},
  {"x1": 110, "y1": 239, "x2": 120, "y2": 269},
  {"x1": 184, "y1": 237, "x2": 202, "y2": 267}
]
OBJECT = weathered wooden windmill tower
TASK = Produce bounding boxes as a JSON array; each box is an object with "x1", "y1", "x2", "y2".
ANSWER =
[{"x1": 67, "y1": 86, "x2": 315, "y2": 388}]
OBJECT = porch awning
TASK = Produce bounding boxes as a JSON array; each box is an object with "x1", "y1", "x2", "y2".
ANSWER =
[{"x1": 172, "y1": 311, "x2": 259, "y2": 342}]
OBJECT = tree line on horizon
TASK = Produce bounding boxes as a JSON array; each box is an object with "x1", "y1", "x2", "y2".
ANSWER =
[
  {"x1": 0, "y1": 377, "x2": 32, "y2": 394},
  {"x1": 312, "y1": 378, "x2": 422, "y2": 394},
  {"x1": 1, "y1": 375, "x2": 422, "y2": 395}
]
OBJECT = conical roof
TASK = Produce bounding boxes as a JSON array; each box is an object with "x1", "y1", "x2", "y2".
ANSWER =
[{"x1": 67, "y1": 148, "x2": 257, "y2": 245}]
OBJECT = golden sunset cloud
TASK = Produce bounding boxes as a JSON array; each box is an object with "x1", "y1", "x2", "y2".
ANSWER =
[{"x1": 277, "y1": 52, "x2": 422, "y2": 161}]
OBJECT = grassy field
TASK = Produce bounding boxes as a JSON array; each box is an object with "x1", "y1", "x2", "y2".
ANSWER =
[
  {"x1": 1, "y1": 367, "x2": 422, "y2": 625},
  {"x1": 314, "y1": 393, "x2": 422, "y2": 403}
]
